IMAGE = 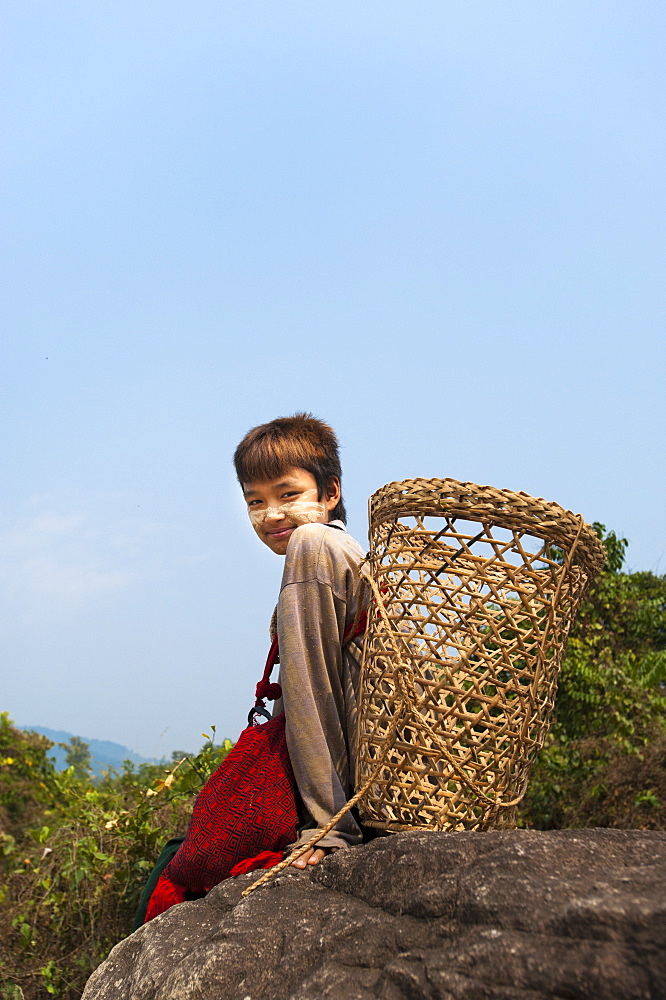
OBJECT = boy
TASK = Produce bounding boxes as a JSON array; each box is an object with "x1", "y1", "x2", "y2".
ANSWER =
[{"x1": 233, "y1": 413, "x2": 367, "y2": 869}]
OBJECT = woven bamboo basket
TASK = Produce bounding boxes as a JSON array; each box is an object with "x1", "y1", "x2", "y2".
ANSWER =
[{"x1": 355, "y1": 478, "x2": 606, "y2": 833}]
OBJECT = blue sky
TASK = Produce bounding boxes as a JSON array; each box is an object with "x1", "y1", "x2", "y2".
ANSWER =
[{"x1": 2, "y1": 1, "x2": 664, "y2": 758}]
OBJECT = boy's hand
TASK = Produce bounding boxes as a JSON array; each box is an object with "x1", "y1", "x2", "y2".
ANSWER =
[{"x1": 290, "y1": 847, "x2": 339, "y2": 869}]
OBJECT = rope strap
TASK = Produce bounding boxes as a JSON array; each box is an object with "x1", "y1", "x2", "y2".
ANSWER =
[{"x1": 241, "y1": 698, "x2": 406, "y2": 897}]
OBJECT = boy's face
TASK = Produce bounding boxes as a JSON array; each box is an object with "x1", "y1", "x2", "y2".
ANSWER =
[{"x1": 243, "y1": 466, "x2": 340, "y2": 555}]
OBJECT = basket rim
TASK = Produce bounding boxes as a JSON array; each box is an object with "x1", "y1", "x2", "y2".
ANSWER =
[{"x1": 368, "y1": 477, "x2": 606, "y2": 577}]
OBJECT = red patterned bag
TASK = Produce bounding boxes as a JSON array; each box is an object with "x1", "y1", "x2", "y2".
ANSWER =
[
  {"x1": 152, "y1": 610, "x2": 367, "y2": 911},
  {"x1": 162, "y1": 637, "x2": 298, "y2": 894}
]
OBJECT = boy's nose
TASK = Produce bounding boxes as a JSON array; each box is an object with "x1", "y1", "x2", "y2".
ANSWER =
[{"x1": 264, "y1": 506, "x2": 286, "y2": 523}]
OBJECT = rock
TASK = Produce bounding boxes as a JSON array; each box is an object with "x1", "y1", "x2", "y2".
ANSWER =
[{"x1": 82, "y1": 829, "x2": 666, "y2": 1000}]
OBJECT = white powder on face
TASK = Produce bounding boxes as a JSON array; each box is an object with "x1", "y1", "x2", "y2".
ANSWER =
[{"x1": 248, "y1": 488, "x2": 327, "y2": 527}]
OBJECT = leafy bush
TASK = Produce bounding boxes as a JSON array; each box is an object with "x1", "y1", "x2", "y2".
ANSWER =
[
  {"x1": 0, "y1": 718, "x2": 56, "y2": 838},
  {"x1": 0, "y1": 718, "x2": 231, "y2": 999},
  {"x1": 519, "y1": 526, "x2": 666, "y2": 829}
]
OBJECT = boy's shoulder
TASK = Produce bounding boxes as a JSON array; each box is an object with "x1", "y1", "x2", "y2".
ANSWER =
[
  {"x1": 291, "y1": 519, "x2": 364, "y2": 548},
  {"x1": 285, "y1": 521, "x2": 365, "y2": 567}
]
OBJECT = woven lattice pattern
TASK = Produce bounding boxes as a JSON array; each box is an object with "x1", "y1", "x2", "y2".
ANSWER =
[{"x1": 356, "y1": 478, "x2": 606, "y2": 833}]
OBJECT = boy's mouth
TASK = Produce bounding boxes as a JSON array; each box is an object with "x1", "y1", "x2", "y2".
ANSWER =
[{"x1": 266, "y1": 525, "x2": 295, "y2": 539}]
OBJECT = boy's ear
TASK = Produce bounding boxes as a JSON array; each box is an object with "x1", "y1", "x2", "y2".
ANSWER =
[{"x1": 325, "y1": 476, "x2": 341, "y2": 508}]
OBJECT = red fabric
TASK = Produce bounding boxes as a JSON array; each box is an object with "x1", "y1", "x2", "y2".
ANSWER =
[
  {"x1": 147, "y1": 609, "x2": 368, "y2": 912},
  {"x1": 255, "y1": 634, "x2": 281, "y2": 704},
  {"x1": 143, "y1": 874, "x2": 187, "y2": 923},
  {"x1": 143, "y1": 854, "x2": 282, "y2": 925},
  {"x1": 229, "y1": 850, "x2": 285, "y2": 877},
  {"x1": 162, "y1": 712, "x2": 298, "y2": 893}
]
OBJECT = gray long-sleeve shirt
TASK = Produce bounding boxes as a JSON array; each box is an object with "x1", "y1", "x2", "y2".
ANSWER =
[{"x1": 274, "y1": 520, "x2": 367, "y2": 850}]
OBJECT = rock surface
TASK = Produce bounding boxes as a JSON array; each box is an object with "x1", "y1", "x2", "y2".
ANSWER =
[{"x1": 82, "y1": 829, "x2": 666, "y2": 1000}]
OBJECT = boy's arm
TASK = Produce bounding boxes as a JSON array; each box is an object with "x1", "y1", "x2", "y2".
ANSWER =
[{"x1": 278, "y1": 522, "x2": 365, "y2": 851}]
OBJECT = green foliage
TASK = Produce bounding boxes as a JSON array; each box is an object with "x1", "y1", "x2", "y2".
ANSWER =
[
  {"x1": 0, "y1": 720, "x2": 233, "y2": 999},
  {"x1": 0, "y1": 713, "x2": 55, "y2": 836},
  {"x1": 63, "y1": 738, "x2": 92, "y2": 780},
  {"x1": 592, "y1": 522, "x2": 628, "y2": 574},
  {"x1": 634, "y1": 788, "x2": 660, "y2": 809},
  {"x1": 520, "y1": 524, "x2": 666, "y2": 830},
  {"x1": 0, "y1": 985, "x2": 25, "y2": 1000}
]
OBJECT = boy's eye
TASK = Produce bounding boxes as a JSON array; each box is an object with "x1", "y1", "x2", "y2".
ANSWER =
[{"x1": 281, "y1": 491, "x2": 299, "y2": 500}]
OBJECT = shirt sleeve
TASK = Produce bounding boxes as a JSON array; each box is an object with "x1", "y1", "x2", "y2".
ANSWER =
[{"x1": 277, "y1": 522, "x2": 365, "y2": 850}]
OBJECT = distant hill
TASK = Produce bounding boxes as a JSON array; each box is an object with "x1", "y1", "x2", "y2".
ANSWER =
[{"x1": 20, "y1": 725, "x2": 165, "y2": 776}]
